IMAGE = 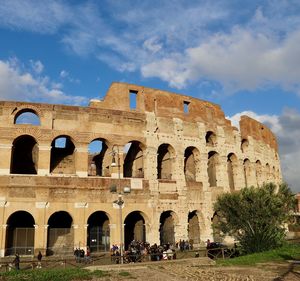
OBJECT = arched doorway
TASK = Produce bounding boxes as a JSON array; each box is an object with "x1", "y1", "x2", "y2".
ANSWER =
[
  {"x1": 160, "y1": 211, "x2": 176, "y2": 246},
  {"x1": 208, "y1": 151, "x2": 219, "y2": 187},
  {"x1": 50, "y1": 136, "x2": 75, "y2": 174},
  {"x1": 184, "y1": 147, "x2": 199, "y2": 181},
  {"x1": 124, "y1": 211, "x2": 146, "y2": 250},
  {"x1": 157, "y1": 144, "x2": 175, "y2": 180},
  {"x1": 123, "y1": 141, "x2": 144, "y2": 178},
  {"x1": 6, "y1": 211, "x2": 35, "y2": 256},
  {"x1": 47, "y1": 211, "x2": 73, "y2": 256},
  {"x1": 87, "y1": 211, "x2": 110, "y2": 252},
  {"x1": 88, "y1": 139, "x2": 109, "y2": 176},
  {"x1": 10, "y1": 135, "x2": 38, "y2": 174},
  {"x1": 227, "y1": 153, "x2": 237, "y2": 191},
  {"x1": 188, "y1": 211, "x2": 200, "y2": 248}
]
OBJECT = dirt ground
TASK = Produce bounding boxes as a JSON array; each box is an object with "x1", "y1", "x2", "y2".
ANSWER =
[{"x1": 87, "y1": 257, "x2": 300, "y2": 281}]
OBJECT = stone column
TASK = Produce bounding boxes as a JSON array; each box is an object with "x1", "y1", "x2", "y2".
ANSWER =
[
  {"x1": 111, "y1": 145, "x2": 124, "y2": 179},
  {"x1": 38, "y1": 145, "x2": 51, "y2": 175},
  {"x1": 0, "y1": 224, "x2": 7, "y2": 257},
  {"x1": 0, "y1": 200, "x2": 8, "y2": 257},
  {"x1": 75, "y1": 146, "x2": 88, "y2": 177},
  {"x1": 0, "y1": 143, "x2": 12, "y2": 175}
]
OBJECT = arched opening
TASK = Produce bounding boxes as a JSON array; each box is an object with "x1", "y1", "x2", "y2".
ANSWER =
[
  {"x1": 160, "y1": 211, "x2": 175, "y2": 246},
  {"x1": 256, "y1": 160, "x2": 262, "y2": 186},
  {"x1": 265, "y1": 163, "x2": 270, "y2": 182},
  {"x1": 87, "y1": 211, "x2": 110, "y2": 252},
  {"x1": 123, "y1": 141, "x2": 144, "y2": 178},
  {"x1": 207, "y1": 151, "x2": 218, "y2": 187},
  {"x1": 188, "y1": 211, "x2": 200, "y2": 248},
  {"x1": 5, "y1": 211, "x2": 35, "y2": 256},
  {"x1": 47, "y1": 211, "x2": 73, "y2": 256},
  {"x1": 88, "y1": 139, "x2": 109, "y2": 176},
  {"x1": 50, "y1": 136, "x2": 75, "y2": 174},
  {"x1": 211, "y1": 212, "x2": 222, "y2": 242},
  {"x1": 227, "y1": 153, "x2": 237, "y2": 191},
  {"x1": 241, "y1": 139, "x2": 249, "y2": 153},
  {"x1": 243, "y1": 159, "x2": 251, "y2": 187},
  {"x1": 184, "y1": 147, "x2": 198, "y2": 181},
  {"x1": 157, "y1": 144, "x2": 175, "y2": 180},
  {"x1": 10, "y1": 135, "x2": 38, "y2": 174},
  {"x1": 124, "y1": 211, "x2": 146, "y2": 250},
  {"x1": 14, "y1": 109, "x2": 40, "y2": 125},
  {"x1": 205, "y1": 131, "x2": 217, "y2": 146}
]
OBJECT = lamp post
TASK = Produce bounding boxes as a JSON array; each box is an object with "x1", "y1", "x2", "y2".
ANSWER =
[{"x1": 111, "y1": 145, "x2": 124, "y2": 264}]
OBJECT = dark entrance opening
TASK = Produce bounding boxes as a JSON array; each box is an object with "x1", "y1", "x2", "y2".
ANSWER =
[
  {"x1": 124, "y1": 211, "x2": 145, "y2": 250},
  {"x1": 10, "y1": 135, "x2": 38, "y2": 174},
  {"x1": 5, "y1": 211, "x2": 35, "y2": 256},
  {"x1": 87, "y1": 211, "x2": 110, "y2": 252},
  {"x1": 123, "y1": 141, "x2": 144, "y2": 178},
  {"x1": 159, "y1": 211, "x2": 175, "y2": 245},
  {"x1": 47, "y1": 211, "x2": 73, "y2": 256},
  {"x1": 188, "y1": 211, "x2": 200, "y2": 248}
]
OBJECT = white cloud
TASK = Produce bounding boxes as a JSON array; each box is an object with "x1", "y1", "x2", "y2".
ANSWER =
[
  {"x1": 60, "y1": 70, "x2": 69, "y2": 78},
  {"x1": 227, "y1": 109, "x2": 300, "y2": 193},
  {"x1": 2, "y1": 1, "x2": 300, "y2": 95},
  {"x1": 30, "y1": 60, "x2": 44, "y2": 74},
  {"x1": 0, "y1": 58, "x2": 87, "y2": 105}
]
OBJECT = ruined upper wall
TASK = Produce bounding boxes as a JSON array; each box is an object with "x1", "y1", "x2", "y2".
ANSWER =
[
  {"x1": 90, "y1": 82, "x2": 231, "y2": 127},
  {"x1": 240, "y1": 115, "x2": 278, "y2": 151}
]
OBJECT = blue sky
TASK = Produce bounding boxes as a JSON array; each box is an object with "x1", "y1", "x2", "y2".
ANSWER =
[{"x1": 0, "y1": 0, "x2": 300, "y2": 192}]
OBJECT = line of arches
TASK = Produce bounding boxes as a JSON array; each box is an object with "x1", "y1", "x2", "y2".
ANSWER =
[
  {"x1": 9, "y1": 135, "x2": 278, "y2": 188},
  {"x1": 4, "y1": 209, "x2": 203, "y2": 256}
]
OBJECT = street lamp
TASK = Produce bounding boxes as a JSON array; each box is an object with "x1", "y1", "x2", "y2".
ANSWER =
[{"x1": 111, "y1": 145, "x2": 124, "y2": 264}]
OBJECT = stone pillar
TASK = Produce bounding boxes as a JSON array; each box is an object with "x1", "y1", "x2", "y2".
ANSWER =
[
  {"x1": 217, "y1": 155, "x2": 228, "y2": 190},
  {"x1": 0, "y1": 199, "x2": 8, "y2": 257},
  {"x1": 0, "y1": 143, "x2": 12, "y2": 175},
  {"x1": 111, "y1": 145, "x2": 124, "y2": 179},
  {"x1": 38, "y1": 145, "x2": 51, "y2": 175},
  {"x1": 0, "y1": 224, "x2": 7, "y2": 257},
  {"x1": 199, "y1": 152, "x2": 209, "y2": 191},
  {"x1": 75, "y1": 146, "x2": 88, "y2": 177}
]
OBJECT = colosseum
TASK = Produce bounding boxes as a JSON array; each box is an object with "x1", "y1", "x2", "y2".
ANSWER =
[{"x1": 0, "y1": 82, "x2": 282, "y2": 257}]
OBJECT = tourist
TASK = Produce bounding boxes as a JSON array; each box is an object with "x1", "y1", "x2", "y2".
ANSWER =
[
  {"x1": 13, "y1": 253, "x2": 20, "y2": 270},
  {"x1": 37, "y1": 251, "x2": 42, "y2": 268}
]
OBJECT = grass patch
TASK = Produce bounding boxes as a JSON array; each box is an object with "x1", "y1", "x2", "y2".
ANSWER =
[
  {"x1": 0, "y1": 268, "x2": 109, "y2": 281},
  {"x1": 217, "y1": 243, "x2": 300, "y2": 266},
  {"x1": 118, "y1": 271, "x2": 131, "y2": 277}
]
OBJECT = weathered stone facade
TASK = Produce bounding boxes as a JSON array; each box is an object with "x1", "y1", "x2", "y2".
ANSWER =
[{"x1": 0, "y1": 82, "x2": 281, "y2": 257}]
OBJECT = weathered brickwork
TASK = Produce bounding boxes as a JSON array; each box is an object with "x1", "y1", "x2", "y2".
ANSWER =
[{"x1": 0, "y1": 82, "x2": 282, "y2": 257}]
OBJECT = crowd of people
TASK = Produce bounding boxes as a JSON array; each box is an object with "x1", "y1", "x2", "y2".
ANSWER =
[{"x1": 111, "y1": 240, "x2": 178, "y2": 263}]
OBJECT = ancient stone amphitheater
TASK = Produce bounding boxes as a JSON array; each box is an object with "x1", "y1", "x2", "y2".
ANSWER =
[{"x1": 0, "y1": 82, "x2": 281, "y2": 257}]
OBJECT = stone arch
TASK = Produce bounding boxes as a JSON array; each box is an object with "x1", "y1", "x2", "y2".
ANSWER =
[
  {"x1": 87, "y1": 211, "x2": 110, "y2": 252},
  {"x1": 124, "y1": 211, "x2": 146, "y2": 250},
  {"x1": 211, "y1": 212, "x2": 222, "y2": 242},
  {"x1": 184, "y1": 146, "x2": 200, "y2": 182},
  {"x1": 157, "y1": 143, "x2": 176, "y2": 180},
  {"x1": 50, "y1": 135, "x2": 75, "y2": 174},
  {"x1": 88, "y1": 138, "x2": 109, "y2": 177},
  {"x1": 205, "y1": 131, "x2": 217, "y2": 146},
  {"x1": 159, "y1": 210, "x2": 177, "y2": 245},
  {"x1": 47, "y1": 211, "x2": 73, "y2": 256},
  {"x1": 10, "y1": 135, "x2": 38, "y2": 174},
  {"x1": 207, "y1": 151, "x2": 219, "y2": 187},
  {"x1": 227, "y1": 153, "x2": 237, "y2": 191},
  {"x1": 188, "y1": 211, "x2": 200, "y2": 247},
  {"x1": 5, "y1": 211, "x2": 35, "y2": 256},
  {"x1": 123, "y1": 141, "x2": 144, "y2": 178},
  {"x1": 243, "y1": 159, "x2": 251, "y2": 187},
  {"x1": 241, "y1": 139, "x2": 249, "y2": 153},
  {"x1": 255, "y1": 160, "x2": 262, "y2": 186},
  {"x1": 14, "y1": 108, "x2": 41, "y2": 125}
]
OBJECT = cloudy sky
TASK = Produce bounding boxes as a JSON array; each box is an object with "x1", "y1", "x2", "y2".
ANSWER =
[{"x1": 0, "y1": 0, "x2": 299, "y2": 192}]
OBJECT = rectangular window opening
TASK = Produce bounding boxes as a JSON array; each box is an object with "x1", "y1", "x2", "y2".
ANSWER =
[
  {"x1": 184, "y1": 101, "x2": 190, "y2": 114},
  {"x1": 129, "y1": 90, "x2": 138, "y2": 110}
]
